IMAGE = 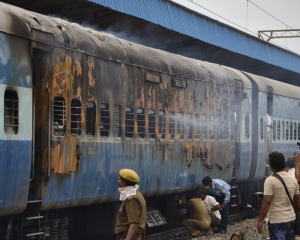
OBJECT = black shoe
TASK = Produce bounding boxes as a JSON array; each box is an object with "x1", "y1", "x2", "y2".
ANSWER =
[{"x1": 219, "y1": 229, "x2": 226, "y2": 234}]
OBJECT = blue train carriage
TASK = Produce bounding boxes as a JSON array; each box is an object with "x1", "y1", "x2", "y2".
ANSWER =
[
  {"x1": 245, "y1": 72, "x2": 300, "y2": 181},
  {"x1": 0, "y1": 23, "x2": 33, "y2": 219}
]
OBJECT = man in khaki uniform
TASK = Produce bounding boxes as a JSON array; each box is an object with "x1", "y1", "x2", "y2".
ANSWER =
[
  {"x1": 115, "y1": 169, "x2": 146, "y2": 240},
  {"x1": 176, "y1": 191, "x2": 211, "y2": 237}
]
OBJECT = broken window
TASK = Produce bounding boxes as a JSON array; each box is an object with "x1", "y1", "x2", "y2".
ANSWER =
[
  {"x1": 86, "y1": 101, "x2": 96, "y2": 137},
  {"x1": 272, "y1": 120, "x2": 276, "y2": 141},
  {"x1": 71, "y1": 99, "x2": 82, "y2": 136},
  {"x1": 286, "y1": 121, "x2": 289, "y2": 140},
  {"x1": 259, "y1": 118, "x2": 263, "y2": 140},
  {"x1": 290, "y1": 121, "x2": 293, "y2": 140},
  {"x1": 100, "y1": 103, "x2": 110, "y2": 137},
  {"x1": 148, "y1": 109, "x2": 155, "y2": 139},
  {"x1": 177, "y1": 113, "x2": 184, "y2": 141},
  {"x1": 4, "y1": 90, "x2": 19, "y2": 134},
  {"x1": 298, "y1": 123, "x2": 300, "y2": 141},
  {"x1": 294, "y1": 122, "x2": 297, "y2": 140},
  {"x1": 187, "y1": 113, "x2": 193, "y2": 140},
  {"x1": 277, "y1": 120, "x2": 280, "y2": 140},
  {"x1": 282, "y1": 121, "x2": 285, "y2": 140},
  {"x1": 203, "y1": 114, "x2": 207, "y2": 139},
  {"x1": 169, "y1": 111, "x2": 175, "y2": 140},
  {"x1": 195, "y1": 114, "x2": 201, "y2": 140},
  {"x1": 223, "y1": 116, "x2": 229, "y2": 139},
  {"x1": 137, "y1": 108, "x2": 145, "y2": 139},
  {"x1": 53, "y1": 96, "x2": 66, "y2": 136},
  {"x1": 230, "y1": 116, "x2": 235, "y2": 140},
  {"x1": 113, "y1": 105, "x2": 121, "y2": 138},
  {"x1": 159, "y1": 110, "x2": 165, "y2": 139},
  {"x1": 245, "y1": 116, "x2": 250, "y2": 139},
  {"x1": 125, "y1": 106, "x2": 134, "y2": 138}
]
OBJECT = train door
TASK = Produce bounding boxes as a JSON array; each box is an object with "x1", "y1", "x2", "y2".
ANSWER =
[{"x1": 266, "y1": 87, "x2": 273, "y2": 173}]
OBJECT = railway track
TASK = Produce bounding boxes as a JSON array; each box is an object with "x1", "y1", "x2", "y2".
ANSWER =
[{"x1": 146, "y1": 209, "x2": 260, "y2": 240}]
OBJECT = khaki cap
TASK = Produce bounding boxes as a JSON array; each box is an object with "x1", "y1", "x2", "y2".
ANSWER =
[{"x1": 119, "y1": 169, "x2": 139, "y2": 183}]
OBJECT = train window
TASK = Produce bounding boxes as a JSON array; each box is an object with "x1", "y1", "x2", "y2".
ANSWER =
[
  {"x1": 282, "y1": 121, "x2": 285, "y2": 140},
  {"x1": 230, "y1": 116, "x2": 235, "y2": 140},
  {"x1": 223, "y1": 116, "x2": 229, "y2": 139},
  {"x1": 209, "y1": 115, "x2": 215, "y2": 139},
  {"x1": 100, "y1": 103, "x2": 110, "y2": 137},
  {"x1": 290, "y1": 122, "x2": 293, "y2": 140},
  {"x1": 177, "y1": 113, "x2": 184, "y2": 140},
  {"x1": 125, "y1": 107, "x2": 134, "y2": 138},
  {"x1": 137, "y1": 108, "x2": 145, "y2": 139},
  {"x1": 259, "y1": 118, "x2": 263, "y2": 140},
  {"x1": 113, "y1": 105, "x2": 121, "y2": 138},
  {"x1": 272, "y1": 120, "x2": 276, "y2": 140},
  {"x1": 86, "y1": 101, "x2": 96, "y2": 137},
  {"x1": 195, "y1": 114, "x2": 201, "y2": 140},
  {"x1": 71, "y1": 99, "x2": 82, "y2": 136},
  {"x1": 294, "y1": 122, "x2": 297, "y2": 140},
  {"x1": 159, "y1": 110, "x2": 166, "y2": 139},
  {"x1": 53, "y1": 96, "x2": 66, "y2": 136},
  {"x1": 148, "y1": 109, "x2": 155, "y2": 139},
  {"x1": 245, "y1": 116, "x2": 250, "y2": 139},
  {"x1": 203, "y1": 115, "x2": 207, "y2": 139},
  {"x1": 169, "y1": 111, "x2": 175, "y2": 140},
  {"x1": 216, "y1": 115, "x2": 222, "y2": 139},
  {"x1": 4, "y1": 90, "x2": 19, "y2": 135},
  {"x1": 286, "y1": 122, "x2": 289, "y2": 140},
  {"x1": 298, "y1": 123, "x2": 300, "y2": 140},
  {"x1": 187, "y1": 113, "x2": 193, "y2": 140},
  {"x1": 277, "y1": 121, "x2": 280, "y2": 140}
]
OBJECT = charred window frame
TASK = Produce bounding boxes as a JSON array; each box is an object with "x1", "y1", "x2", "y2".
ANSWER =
[
  {"x1": 177, "y1": 113, "x2": 184, "y2": 141},
  {"x1": 187, "y1": 113, "x2": 193, "y2": 140},
  {"x1": 71, "y1": 99, "x2": 82, "y2": 136},
  {"x1": 86, "y1": 101, "x2": 96, "y2": 137},
  {"x1": 203, "y1": 114, "x2": 207, "y2": 139},
  {"x1": 113, "y1": 105, "x2": 121, "y2": 138},
  {"x1": 277, "y1": 120, "x2": 280, "y2": 140},
  {"x1": 125, "y1": 107, "x2": 134, "y2": 139},
  {"x1": 159, "y1": 110, "x2": 166, "y2": 139},
  {"x1": 298, "y1": 123, "x2": 300, "y2": 141},
  {"x1": 100, "y1": 103, "x2": 110, "y2": 137},
  {"x1": 137, "y1": 108, "x2": 145, "y2": 139},
  {"x1": 294, "y1": 122, "x2": 297, "y2": 140},
  {"x1": 272, "y1": 120, "x2": 276, "y2": 140},
  {"x1": 4, "y1": 90, "x2": 19, "y2": 135},
  {"x1": 259, "y1": 118, "x2": 263, "y2": 140},
  {"x1": 195, "y1": 114, "x2": 201, "y2": 140},
  {"x1": 209, "y1": 115, "x2": 215, "y2": 140},
  {"x1": 53, "y1": 96, "x2": 66, "y2": 136},
  {"x1": 230, "y1": 116, "x2": 235, "y2": 140},
  {"x1": 169, "y1": 111, "x2": 175, "y2": 140},
  {"x1": 223, "y1": 116, "x2": 229, "y2": 139},
  {"x1": 286, "y1": 121, "x2": 289, "y2": 140},
  {"x1": 290, "y1": 121, "x2": 293, "y2": 140},
  {"x1": 245, "y1": 116, "x2": 250, "y2": 139},
  {"x1": 282, "y1": 121, "x2": 285, "y2": 140},
  {"x1": 148, "y1": 109, "x2": 155, "y2": 140}
]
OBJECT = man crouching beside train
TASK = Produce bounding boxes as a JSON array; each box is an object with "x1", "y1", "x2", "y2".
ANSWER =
[
  {"x1": 257, "y1": 152, "x2": 300, "y2": 239},
  {"x1": 202, "y1": 176, "x2": 231, "y2": 234},
  {"x1": 115, "y1": 169, "x2": 146, "y2": 240}
]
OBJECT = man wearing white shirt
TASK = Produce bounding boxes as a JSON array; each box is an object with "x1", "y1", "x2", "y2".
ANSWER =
[{"x1": 200, "y1": 189, "x2": 221, "y2": 233}]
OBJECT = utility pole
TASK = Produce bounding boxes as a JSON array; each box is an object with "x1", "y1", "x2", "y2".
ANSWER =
[{"x1": 258, "y1": 29, "x2": 300, "y2": 41}]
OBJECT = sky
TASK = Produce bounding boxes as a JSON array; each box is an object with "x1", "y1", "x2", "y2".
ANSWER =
[{"x1": 173, "y1": 0, "x2": 300, "y2": 55}]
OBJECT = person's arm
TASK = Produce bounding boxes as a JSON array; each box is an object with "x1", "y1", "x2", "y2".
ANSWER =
[
  {"x1": 293, "y1": 194, "x2": 300, "y2": 212},
  {"x1": 219, "y1": 183, "x2": 231, "y2": 207},
  {"x1": 126, "y1": 223, "x2": 139, "y2": 240},
  {"x1": 209, "y1": 204, "x2": 221, "y2": 212},
  {"x1": 293, "y1": 154, "x2": 300, "y2": 183},
  {"x1": 257, "y1": 195, "x2": 272, "y2": 234}
]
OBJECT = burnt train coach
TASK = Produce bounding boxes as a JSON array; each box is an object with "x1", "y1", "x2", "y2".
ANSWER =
[{"x1": 0, "y1": 2, "x2": 300, "y2": 239}]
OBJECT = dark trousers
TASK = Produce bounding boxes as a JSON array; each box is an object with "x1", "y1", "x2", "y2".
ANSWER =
[{"x1": 211, "y1": 194, "x2": 229, "y2": 232}]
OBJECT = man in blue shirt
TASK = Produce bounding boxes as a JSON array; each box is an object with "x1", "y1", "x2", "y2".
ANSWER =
[{"x1": 202, "y1": 176, "x2": 231, "y2": 234}]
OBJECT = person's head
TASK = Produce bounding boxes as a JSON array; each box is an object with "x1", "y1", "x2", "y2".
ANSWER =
[
  {"x1": 118, "y1": 169, "x2": 139, "y2": 188},
  {"x1": 199, "y1": 189, "x2": 209, "y2": 200},
  {"x1": 202, "y1": 176, "x2": 212, "y2": 189},
  {"x1": 269, "y1": 151, "x2": 285, "y2": 172},
  {"x1": 286, "y1": 158, "x2": 295, "y2": 169},
  {"x1": 267, "y1": 105, "x2": 273, "y2": 115}
]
